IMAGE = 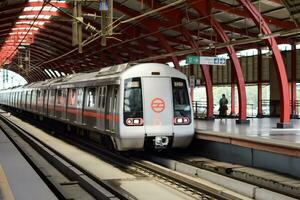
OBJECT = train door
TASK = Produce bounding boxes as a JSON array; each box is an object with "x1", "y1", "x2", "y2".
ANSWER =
[
  {"x1": 76, "y1": 88, "x2": 84, "y2": 124},
  {"x1": 111, "y1": 87, "x2": 119, "y2": 133},
  {"x1": 96, "y1": 86, "x2": 106, "y2": 131},
  {"x1": 105, "y1": 85, "x2": 118, "y2": 132},
  {"x1": 142, "y1": 77, "x2": 173, "y2": 136},
  {"x1": 83, "y1": 87, "x2": 97, "y2": 127},
  {"x1": 62, "y1": 89, "x2": 67, "y2": 120},
  {"x1": 44, "y1": 90, "x2": 49, "y2": 115},
  {"x1": 105, "y1": 86, "x2": 113, "y2": 131}
]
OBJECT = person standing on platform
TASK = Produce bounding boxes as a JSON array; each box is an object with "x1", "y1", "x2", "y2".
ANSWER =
[{"x1": 219, "y1": 94, "x2": 228, "y2": 119}]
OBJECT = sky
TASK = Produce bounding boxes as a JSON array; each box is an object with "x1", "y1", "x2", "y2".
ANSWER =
[{"x1": 0, "y1": 69, "x2": 27, "y2": 89}]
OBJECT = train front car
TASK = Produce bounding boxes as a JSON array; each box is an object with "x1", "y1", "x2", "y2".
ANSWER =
[{"x1": 117, "y1": 63, "x2": 194, "y2": 151}]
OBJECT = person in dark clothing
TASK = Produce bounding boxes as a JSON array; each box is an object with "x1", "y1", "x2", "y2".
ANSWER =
[{"x1": 219, "y1": 94, "x2": 228, "y2": 119}]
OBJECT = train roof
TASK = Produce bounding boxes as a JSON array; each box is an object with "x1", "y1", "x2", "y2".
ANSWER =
[{"x1": 2, "y1": 63, "x2": 186, "y2": 91}]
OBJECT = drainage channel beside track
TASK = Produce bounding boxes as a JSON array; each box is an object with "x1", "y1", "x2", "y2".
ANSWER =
[{"x1": 0, "y1": 111, "x2": 252, "y2": 200}]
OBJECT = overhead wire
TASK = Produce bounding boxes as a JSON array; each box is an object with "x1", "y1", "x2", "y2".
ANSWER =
[
  {"x1": 20, "y1": 0, "x2": 287, "y2": 74},
  {"x1": 35, "y1": 0, "x2": 226, "y2": 68}
]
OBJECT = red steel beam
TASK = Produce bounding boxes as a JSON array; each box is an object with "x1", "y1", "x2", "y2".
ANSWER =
[
  {"x1": 142, "y1": 0, "x2": 214, "y2": 119},
  {"x1": 0, "y1": 2, "x2": 70, "y2": 13},
  {"x1": 187, "y1": 0, "x2": 248, "y2": 122},
  {"x1": 212, "y1": 1, "x2": 296, "y2": 30},
  {"x1": 238, "y1": 0, "x2": 291, "y2": 127},
  {"x1": 114, "y1": 2, "x2": 180, "y2": 68}
]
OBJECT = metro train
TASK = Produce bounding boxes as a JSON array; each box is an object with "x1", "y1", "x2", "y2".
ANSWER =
[{"x1": 0, "y1": 63, "x2": 194, "y2": 151}]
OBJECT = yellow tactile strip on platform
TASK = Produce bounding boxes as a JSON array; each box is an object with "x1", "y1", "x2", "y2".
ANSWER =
[{"x1": 0, "y1": 164, "x2": 15, "y2": 200}]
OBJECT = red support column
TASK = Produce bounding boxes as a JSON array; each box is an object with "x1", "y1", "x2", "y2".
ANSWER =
[
  {"x1": 257, "y1": 49, "x2": 263, "y2": 117},
  {"x1": 291, "y1": 44, "x2": 297, "y2": 118},
  {"x1": 187, "y1": 0, "x2": 249, "y2": 124},
  {"x1": 238, "y1": 0, "x2": 291, "y2": 128},
  {"x1": 180, "y1": 27, "x2": 214, "y2": 119},
  {"x1": 230, "y1": 66, "x2": 236, "y2": 115},
  {"x1": 114, "y1": 3, "x2": 180, "y2": 68},
  {"x1": 231, "y1": 83, "x2": 236, "y2": 115},
  {"x1": 202, "y1": 66, "x2": 214, "y2": 119}
]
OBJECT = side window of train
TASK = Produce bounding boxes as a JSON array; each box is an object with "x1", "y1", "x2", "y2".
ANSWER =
[
  {"x1": 77, "y1": 88, "x2": 84, "y2": 107},
  {"x1": 31, "y1": 90, "x2": 36, "y2": 107},
  {"x1": 68, "y1": 88, "x2": 76, "y2": 106},
  {"x1": 86, "y1": 87, "x2": 96, "y2": 108},
  {"x1": 43, "y1": 90, "x2": 48, "y2": 108},
  {"x1": 23, "y1": 91, "x2": 27, "y2": 105},
  {"x1": 26, "y1": 91, "x2": 31, "y2": 107},
  {"x1": 63, "y1": 89, "x2": 67, "y2": 106},
  {"x1": 113, "y1": 87, "x2": 119, "y2": 112},
  {"x1": 101, "y1": 86, "x2": 107, "y2": 109},
  {"x1": 56, "y1": 89, "x2": 62, "y2": 105},
  {"x1": 30, "y1": 91, "x2": 33, "y2": 107},
  {"x1": 97, "y1": 87, "x2": 103, "y2": 109},
  {"x1": 50, "y1": 90, "x2": 55, "y2": 105},
  {"x1": 37, "y1": 90, "x2": 41, "y2": 105}
]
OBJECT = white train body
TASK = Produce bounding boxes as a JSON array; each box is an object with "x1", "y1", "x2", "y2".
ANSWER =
[{"x1": 0, "y1": 63, "x2": 194, "y2": 151}]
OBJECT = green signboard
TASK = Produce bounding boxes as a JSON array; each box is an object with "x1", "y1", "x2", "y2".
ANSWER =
[
  {"x1": 186, "y1": 55, "x2": 226, "y2": 66},
  {"x1": 186, "y1": 55, "x2": 200, "y2": 64}
]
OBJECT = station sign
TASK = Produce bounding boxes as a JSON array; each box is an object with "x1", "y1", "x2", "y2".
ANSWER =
[
  {"x1": 99, "y1": 1, "x2": 109, "y2": 11},
  {"x1": 186, "y1": 55, "x2": 226, "y2": 66}
]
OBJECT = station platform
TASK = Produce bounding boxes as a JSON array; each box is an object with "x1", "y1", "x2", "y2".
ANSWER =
[
  {"x1": 193, "y1": 118, "x2": 300, "y2": 178},
  {"x1": 0, "y1": 129, "x2": 57, "y2": 200}
]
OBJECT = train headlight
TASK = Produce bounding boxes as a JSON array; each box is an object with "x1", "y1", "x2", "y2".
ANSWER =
[
  {"x1": 178, "y1": 118, "x2": 183, "y2": 123},
  {"x1": 174, "y1": 117, "x2": 190, "y2": 125},
  {"x1": 126, "y1": 118, "x2": 144, "y2": 126},
  {"x1": 126, "y1": 118, "x2": 133, "y2": 125}
]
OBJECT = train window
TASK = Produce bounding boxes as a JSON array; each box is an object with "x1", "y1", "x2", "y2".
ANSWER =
[
  {"x1": 31, "y1": 90, "x2": 37, "y2": 107},
  {"x1": 77, "y1": 88, "x2": 84, "y2": 107},
  {"x1": 101, "y1": 86, "x2": 107, "y2": 109},
  {"x1": 37, "y1": 90, "x2": 41, "y2": 105},
  {"x1": 98, "y1": 87, "x2": 102, "y2": 108},
  {"x1": 68, "y1": 88, "x2": 76, "y2": 106},
  {"x1": 86, "y1": 87, "x2": 96, "y2": 108},
  {"x1": 26, "y1": 91, "x2": 31, "y2": 107},
  {"x1": 56, "y1": 89, "x2": 62, "y2": 105},
  {"x1": 22, "y1": 91, "x2": 26, "y2": 105},
  {"x1": 171, "y1": 78, "x2": 191, "y2": 118},
  {"x1": 43, "y1": 90, "x2": 47, "y2": 107},
  {"x1": 123, "y1": 78, "x2": 143, "y2": 122},
  {"x1": 113, "y1": 87, "x2": 119, "y2": 111},
  {"x1": 49, "y1": 90, "x2": 56, "y2": 105}
]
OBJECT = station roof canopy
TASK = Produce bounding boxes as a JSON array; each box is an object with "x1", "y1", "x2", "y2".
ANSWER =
[{"x1": 0, "y1": 0, "x2": 299, "y2": 82}]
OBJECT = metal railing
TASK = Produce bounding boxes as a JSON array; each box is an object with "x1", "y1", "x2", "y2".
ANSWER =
[
  {"x1": 193, "y1": 100, "x2": 300, "y2": 119},
  {"x1": 259, "y1": 100, "x2": 300, "y2": 118},
  {"x1": 192, "y1": 101, "x2": 260, "y2": 119}
]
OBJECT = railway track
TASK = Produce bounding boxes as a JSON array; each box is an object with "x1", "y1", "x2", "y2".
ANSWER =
[
  {"x1": 0, "y1": 111, "x2": 251, "y2": 200},
  {"x1": 0, "y1": 113, "x2": 119, "y2": 200}
]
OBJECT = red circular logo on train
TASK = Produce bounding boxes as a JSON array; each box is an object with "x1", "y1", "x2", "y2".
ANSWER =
[{"x1": 151, "y1": 98, "x2": 165, "y2": 113}]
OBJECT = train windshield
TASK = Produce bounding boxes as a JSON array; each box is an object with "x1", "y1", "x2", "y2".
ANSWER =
[
  {"x1": 172, "y1": 78, "x2": 191, "y2": 117},
  {"x1": 124, "y1": 78, "x2": 143, "y2": 121}
]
